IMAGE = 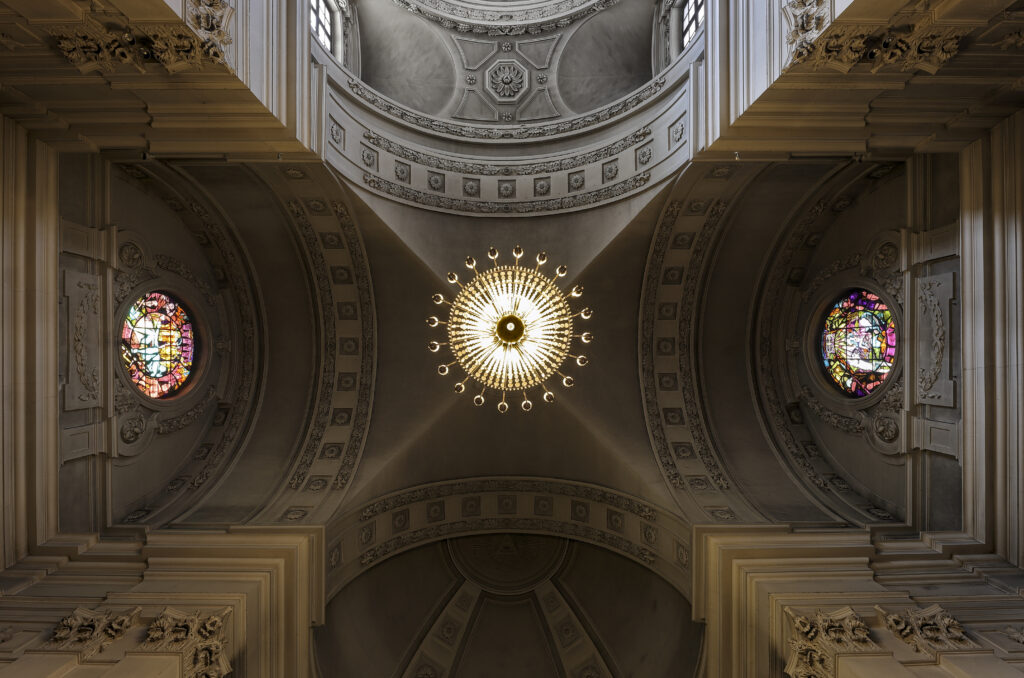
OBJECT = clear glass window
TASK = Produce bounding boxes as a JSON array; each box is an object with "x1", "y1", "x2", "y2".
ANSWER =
[
  {"x1": 682, "y1": 0, "x2": 705, "y2": 49},
  {"x1": 311, "y1": 0, "x2": 334, "y2": 52}
]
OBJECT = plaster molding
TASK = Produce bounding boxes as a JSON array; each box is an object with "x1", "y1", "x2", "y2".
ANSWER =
[
  {"x1": 362, "y1": 127, "x2": 651, "y2": 176},
  {"x1": 362, "y1": 171, "x2": 651, "y2": 214},
  {"x1": 327, "y1": 477, "x2": 692, "y2": 600},
  {"x1": 346, "y1": 77, "x2": 666, "y2": 140},
  {"x1": 639, "y1": 182, "x2": 762, "y2": 523}
]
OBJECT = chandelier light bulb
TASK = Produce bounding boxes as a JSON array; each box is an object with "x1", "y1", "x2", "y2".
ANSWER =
[
  {"x1": 426, "y1": 246, "x2": 593, "y2": 412},
  {"x1": 432, "y1": 293, "x2": 445, "y2": 305},
  {"x1": 580, "y1": 307, "x2": 593, "y2": 320},
  {"x1": 447, "y1": 272, "x2": 459, "y2": 284}
]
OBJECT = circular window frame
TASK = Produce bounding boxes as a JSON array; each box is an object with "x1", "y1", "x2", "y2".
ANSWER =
[
  {"x1": 115, "y1": 285, "x2": 210, "y2": 409},
  {"x1": 802, "y1": 283, "x2": 902, "y2": 410}
]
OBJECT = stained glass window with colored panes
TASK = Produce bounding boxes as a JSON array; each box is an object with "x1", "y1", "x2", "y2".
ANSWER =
[
  {"x1": 121, "y1": 292, "x2": 195, "y2": 399},
  {"x1": 820, "y1": 290, "x2": 897, "y2": 397}
]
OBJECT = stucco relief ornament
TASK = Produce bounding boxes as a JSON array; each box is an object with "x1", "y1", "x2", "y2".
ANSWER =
[
  {"x1": 490, "y1": 63, "x2": 525, "y2": 97},
  {"x1": 784, "y1": 607, "x2": 878, "y2": 678},
  {"x1": 427, "y1": 246, "x2": 593, "y2": 413}
]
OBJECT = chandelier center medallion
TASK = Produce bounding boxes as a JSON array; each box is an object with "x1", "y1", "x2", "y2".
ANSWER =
[{"x1": 427, "y1": 246, "x2": 593, "y2": 413}]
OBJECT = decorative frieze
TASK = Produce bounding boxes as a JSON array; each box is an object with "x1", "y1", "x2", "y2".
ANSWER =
[
  {"x1": 363, "y1": 171, "x2": 651, "y2": 214},
  {"x1": 361, "y1": 127, "x2": 651, "y2": 176}
]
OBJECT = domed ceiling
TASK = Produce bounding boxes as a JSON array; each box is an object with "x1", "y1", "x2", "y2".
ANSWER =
[
  {"x1": 314, "y1": 534, "x2": 703, "y2": 677},
  {"x1": 355, "y1": 0, "x2": 653, "y2": 122}
]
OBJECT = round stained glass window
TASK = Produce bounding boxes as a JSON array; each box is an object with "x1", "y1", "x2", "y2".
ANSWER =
[
  {"x1": 820, "y1": 290, "x2": 897, "y2": 397},
  {"x1": 121, "y1": 292, "x2": 195, "y2": 399}
]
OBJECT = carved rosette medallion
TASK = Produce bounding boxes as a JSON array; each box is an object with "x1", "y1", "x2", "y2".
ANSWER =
[{"x1": 487, "y1": 60, "x2": 528, "y2": 102}]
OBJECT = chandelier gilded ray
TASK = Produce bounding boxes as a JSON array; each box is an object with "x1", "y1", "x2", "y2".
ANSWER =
[{"x1": 426, "y1": 246, "x2": 593, "y2": 413}]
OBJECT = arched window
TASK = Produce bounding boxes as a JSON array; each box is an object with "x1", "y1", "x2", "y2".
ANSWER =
[
  {"x1": 820, "y1": 290, "x2": 897, "y2": 397},
  {"x1": 311, "y1": 0, "x2": 335, "y2": 53},
  {"x1": 681, "y1": 0, "x2": 705, "y2": 49},
  {"x1": 121, "y1": 291, "x2": 196, "y2": 399}
]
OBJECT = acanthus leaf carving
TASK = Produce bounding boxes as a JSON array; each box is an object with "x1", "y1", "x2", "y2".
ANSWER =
[
  {"x1": 47, "y1": 17, "x2": 229, "y2": 75},
  {"x1": 784, "y1": 607, "x2": 878, "y2": 678},
  {"x1": 142, "y1": 607, "x2": 232, "y2": 678},
  {"x1": 185, "y1": 0, "x2": 234, "y2": 64},
  {"x1": 47, "y1": 607, "x2": 142, "y2": 659},
  {"x1": 877, "y1": 604, "x2": 978, "y2": 656}
]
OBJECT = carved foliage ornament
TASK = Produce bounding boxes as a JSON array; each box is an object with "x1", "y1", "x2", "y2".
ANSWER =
[
  {"x1": 877, "y1": 604, "x2": 978, "y2": 657},
  {"x1": 784, "y1": 607, "x2": 878, "y2": 678},
  {"x1": 47, "y1": 607, "x2": 142, "y2": 659},
  {"x1": 789, "y1": 16, "x2": 971, "y2": 75},
  {"x1": 144, "y1": 607, "x2": 233, "y2": 678},
  {"x1": 46, "y1": 11, "x2": 231, "y2": 75}
]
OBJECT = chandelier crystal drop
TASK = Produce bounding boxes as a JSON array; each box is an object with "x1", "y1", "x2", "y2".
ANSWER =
[{"x1": 426, "y1": 246, "x2": 593, "y2": 413}]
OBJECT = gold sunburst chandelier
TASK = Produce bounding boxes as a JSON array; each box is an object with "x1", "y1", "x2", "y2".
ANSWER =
[{"x1": 426, "y1": 246, "x2": 593, "y2": 413}]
